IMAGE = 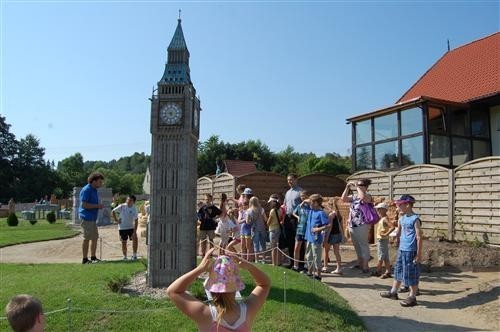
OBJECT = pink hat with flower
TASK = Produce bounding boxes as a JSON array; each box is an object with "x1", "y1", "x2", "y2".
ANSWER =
[{"x1": 204, "y1": 255, "x2": 245, "y2": 293}]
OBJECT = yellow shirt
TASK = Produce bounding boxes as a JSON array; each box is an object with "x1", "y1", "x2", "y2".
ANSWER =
[
  {"x1": 267, "y1": 208, "x2": 281, "y2": 231},
  {"x1": 376, "y1": 216, "x2": 391, "y2": 240}
]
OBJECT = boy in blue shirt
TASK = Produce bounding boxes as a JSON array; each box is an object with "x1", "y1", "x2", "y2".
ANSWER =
[
  {"x1": 380, "y1": 195, "x2": 422, "y2": 307},
  {"x1": 304, "y1": 194, "x2": 330, "y2": 281}
]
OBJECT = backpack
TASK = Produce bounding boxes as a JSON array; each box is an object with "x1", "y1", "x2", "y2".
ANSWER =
[{"x1": 358, "y1": 202, "x2": 380, "y2": 225}]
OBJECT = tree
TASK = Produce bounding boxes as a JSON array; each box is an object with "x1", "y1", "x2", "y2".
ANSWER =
[
  {"x1": 13, "y1": 134, "x2": 58, "y2": 201},
  {"x1": 57, "y1": 153, "x2": 86, "y2": 195},
  {"x1": 0, "y1": 116, "x2": 18, "y2": 202}
]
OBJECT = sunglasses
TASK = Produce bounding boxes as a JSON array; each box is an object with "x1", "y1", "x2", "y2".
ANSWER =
[{"x1": 357, "y1": 184, "x2": 367, "y2": 187}]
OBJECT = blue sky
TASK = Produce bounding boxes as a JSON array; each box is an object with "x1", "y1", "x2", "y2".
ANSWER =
[{"x1": 1, "y1": 1, "x2": 498, "y2": 163}]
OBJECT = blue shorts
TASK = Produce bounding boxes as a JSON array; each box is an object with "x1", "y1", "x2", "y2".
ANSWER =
[
  {"x1": 240, "y1": 223, "x2": 252, "y2": 237},
  {"x1": 295, "y1": 234, "x2": 305, "y2": 241},
  {"x1": 394, "y1": 250, "x2": 420, "y2": 286},
  {"x1": 328, "y1": 233, "x2": 343, "y2": 245},
  {"x1": 252, "y1": 230, "x2": 267, "y2": 252}
]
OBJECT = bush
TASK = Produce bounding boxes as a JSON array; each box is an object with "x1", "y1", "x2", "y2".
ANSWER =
[
  {"x1": 29, "y1": 219, "x2": 38, "y2": 225},
  {"x1": 7, "y1": 213, "x2": 19, "y2": 226},
  {"x1": 46, "y1": 211, "x2": 56, "y2": 224}
]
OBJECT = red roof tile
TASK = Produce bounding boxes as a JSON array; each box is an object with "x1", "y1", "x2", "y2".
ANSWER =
[
  {"x1": 223, "y1": 160, "x2": 257, "y2": 177},
  {"x1": 398, "y1": 32, "x2": 500, "y2": 103}
]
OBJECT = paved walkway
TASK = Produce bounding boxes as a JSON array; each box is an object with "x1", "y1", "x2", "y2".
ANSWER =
[
  {"x1": 1, "y1": 229, "x2": 498, "y2": 331},
  {"x1": 321, "y1": 247, "x2": 499, "y2": 331}
]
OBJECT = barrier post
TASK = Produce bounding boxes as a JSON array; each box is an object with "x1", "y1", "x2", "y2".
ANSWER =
[
  {"x1": 283, "y1": 271, "x2": 287, "y2": 321},
  {"x1": 66, "y1": 298, "x2": 72, "y2": 332},
  {"x1": 100, "y1": 237, "x2": 103, "y2": 260}
]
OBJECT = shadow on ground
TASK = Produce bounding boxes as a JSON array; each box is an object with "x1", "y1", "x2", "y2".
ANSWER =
[{"x1": 362, "y1": 315, "x2": 491, "y2": 332}]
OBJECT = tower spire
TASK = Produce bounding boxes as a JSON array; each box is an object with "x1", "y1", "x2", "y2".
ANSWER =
[{"x1": 178, "y1": 9, "x2": 181, "y2": 21}]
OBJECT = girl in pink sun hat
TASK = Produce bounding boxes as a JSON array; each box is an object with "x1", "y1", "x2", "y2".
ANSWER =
[{"x1": 167, "y1": 248, "x2": 271, "y2": 331}]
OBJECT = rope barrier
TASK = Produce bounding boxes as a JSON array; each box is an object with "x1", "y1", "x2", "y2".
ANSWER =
[{"x1": 200, "y1": 238, "x2": 315, "y2": 265}]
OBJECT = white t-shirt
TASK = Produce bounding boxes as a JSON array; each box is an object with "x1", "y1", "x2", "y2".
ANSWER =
[
  {"x1": 215, "y1": 217, "x2": 237, "y2": 245},
  {"x1": 112, "y1": 203, "x2": 138, "y2": 230}
]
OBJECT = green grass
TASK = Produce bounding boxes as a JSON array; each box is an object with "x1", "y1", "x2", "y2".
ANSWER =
[
  {"x1": 0, "y1": 217, "x2": 80, "y2": 248},
  {"x1": 0, "y1": 262, "x2": 365, "y2": 331}
]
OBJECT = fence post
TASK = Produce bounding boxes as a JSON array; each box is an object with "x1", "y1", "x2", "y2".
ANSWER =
[
  {"x1": 447, "y1": 169, "x2": 455, "y2": 241},
  {"x1": 100, "y1": 237, "x2": 103, "y2": 260},
  {"x1": 388, "y1": 173, "x2": 394, "y2": 201},
  {"x1": 67, "y1": 298, "x2": 72, "y2": 332},
  {"x1": 283, "y1": 271, "x2": 287, "y2": 322}
]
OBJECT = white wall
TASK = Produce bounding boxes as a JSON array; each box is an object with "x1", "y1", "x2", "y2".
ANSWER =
[{"x1": 491, "y1": 105, "x2": 500, "y2": 156}]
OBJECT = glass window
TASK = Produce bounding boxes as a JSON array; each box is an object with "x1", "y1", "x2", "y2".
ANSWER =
[
  {"x1": 429, "y1": 135, "x2": 450, "y2": 165},
  {"x1": 401, "y1": 107, "x2": 423, "y2": 136},
  {"x1": 402, "y1": 136, "x2": 423, "y2": 166},
  {"x1": 428, "y1": 106, "x2": 447, "y2": 134},
  {"x1": 473, "y1": 140, "x2": 490, "y2": 160},
  {"x1": 356, "y1": 146, "x2": 372, "y2": 170},
  {"x1": 355, "y1": 120, "x2": 371, "y2": 145},
  {"x1": 451, "y1": 109, "x2": 469, "y2": 136},
  {"x1": 471, "y1": 109, "x2": 490, "y2": 138},
  {"x1": 452, "y1": 137, "x2": 471, "y2": 166},
  {"x1": 374, "y1": 113, "x2": 397, "y2": 141},
  {"x1": 375, "y1": 140, "x2": 398, "y2": 169}
]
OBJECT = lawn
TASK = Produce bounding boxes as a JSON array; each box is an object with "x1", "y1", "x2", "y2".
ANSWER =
[
  {"x1": 0, "y1": 217, "x2": 80, "y2": 248},
  {"x1": 0, "y1": 262, "x2": 365, "y2": 331}
]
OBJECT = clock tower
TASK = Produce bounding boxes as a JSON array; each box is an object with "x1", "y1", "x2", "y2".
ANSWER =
[{"x1": 148, "y1": 17, "x2": 201, "y2": 287}]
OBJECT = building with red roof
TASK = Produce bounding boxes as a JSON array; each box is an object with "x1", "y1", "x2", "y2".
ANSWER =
[{"x1": 347, "y1": 32, "x2": 499, "y2": 171}]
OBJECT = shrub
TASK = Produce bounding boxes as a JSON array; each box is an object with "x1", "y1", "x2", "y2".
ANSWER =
[
  {"x1": 7, "y1": 213, "x2": 19, "y2": 226},
  {"x1": 46, "y1": 211, "x2": 56, "y2": 224},
  {"x1": 29, "y1": 219, "x2": 38, "y2": 225}
]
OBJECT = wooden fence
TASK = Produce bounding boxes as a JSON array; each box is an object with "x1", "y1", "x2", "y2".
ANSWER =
[{"x1": 348, "y1": 156, "x2": 500, "y2": 245}]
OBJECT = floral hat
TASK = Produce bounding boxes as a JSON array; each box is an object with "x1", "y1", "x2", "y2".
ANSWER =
[{"x1": 204, "y1": 255, "x2": 245, "y2": 293}]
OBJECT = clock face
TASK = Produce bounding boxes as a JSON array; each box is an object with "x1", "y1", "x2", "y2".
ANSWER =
[{"x1": 160, "y1": 103, "x2": 182, "y2": 125}]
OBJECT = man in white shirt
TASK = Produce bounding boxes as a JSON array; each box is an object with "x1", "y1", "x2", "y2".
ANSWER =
[{"x1": 112, "y1": 195, "x2": 139, "y2": 260}]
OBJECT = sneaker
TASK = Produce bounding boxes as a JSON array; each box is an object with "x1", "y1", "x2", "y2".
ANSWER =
[
  {"x1": 82, "y1": 258, "x2": 90, "y2": 264},
  {"x1": 313, "y1": 276, "x2": 322, "y2": 281},
  {"x1": 400, "y1": 296, "x2": 417, "y2": 307},
  {"x1": 380, "y1": 272, "x2": 392, "y2": 279},
  {"x1": 321, "y1": 267, "x2": 328, "y2": 273},
  {"x1": 331, "y1": 269, "x2": 343, "y2": 275},
  {"x1": 380, "y1": 291, "x2": 399, "y2": 300},
  {"x1": 350, "y1": 264, "x2": 361, "y2": 269},
  {"x1": 131, "y1": 254, "x2": 138, "y2": 260},
  {"x1": 398, "y1": 286, "x2": 410, "y2": 293},
  {"x1": 123, "y1": 256, "x2": 128, "y2": 261},
  {"x1": 291, "y1": 266, "x2": 301, "y2": 272},
  {"x1": 90, "y1": 256, "x2": 101, "y2": 263}
]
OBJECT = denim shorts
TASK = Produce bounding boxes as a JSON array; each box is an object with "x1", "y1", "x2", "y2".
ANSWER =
[
  {"x1": 328, "y1": 233, "x2": 343, "y2": 245},
  {"x1": 252, "y1": 230, "x2": 267, "y2": 252},
  {"x1": 377, "y1": 238, "x2": 389, "y2": 260},
  {"x1": 295, "y1": 234, "x2": 306, "y2": 242},
  {"x1": 394, "y1": 250, "x2": 420, "y2": 286}
]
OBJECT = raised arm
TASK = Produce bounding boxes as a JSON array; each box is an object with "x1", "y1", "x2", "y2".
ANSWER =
[
  {"x1": 231, "y1": 256, "x2": 271, "y2": 321},
  {"x1": 341, "y1": 182, "x2": 354, "y2": 203},
  {"x1": 166, "y1": 249, "x2": 214, "y2": 325}
]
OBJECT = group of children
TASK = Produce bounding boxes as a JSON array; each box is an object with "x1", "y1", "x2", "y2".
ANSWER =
[{"x1": 197, "y1": 186, "x2": 423, "y2": 307}]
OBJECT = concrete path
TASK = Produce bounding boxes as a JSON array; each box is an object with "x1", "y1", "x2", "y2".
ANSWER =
[
  {"x1": 0, "y1": 225, "x2": 148, "y2": 263},
  {"x1": 321, "y1": 247, "x2": 499, "y2": 331}
]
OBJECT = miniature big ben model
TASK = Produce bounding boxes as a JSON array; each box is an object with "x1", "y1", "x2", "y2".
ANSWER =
[{"x1": 148, "y1": 17, "x2": 201, "y2": 287}]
